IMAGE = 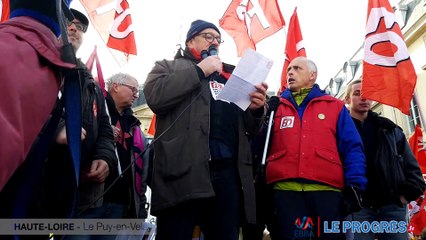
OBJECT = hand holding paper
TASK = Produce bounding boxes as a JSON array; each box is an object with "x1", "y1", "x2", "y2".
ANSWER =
[{"x1": 249, "y1": 82, "x2": 269, "y2": 110}]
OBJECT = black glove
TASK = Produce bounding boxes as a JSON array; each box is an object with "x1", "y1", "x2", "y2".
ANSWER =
[
  {"x1": 267, "y1": 96, "x2": 280, "y2": 114},
  {"x1": 265, "y1": 96, "x2": 279, "y2": 125},
  {"x1": 343, "y1": 186, "x2": 363, "y2": 215}
]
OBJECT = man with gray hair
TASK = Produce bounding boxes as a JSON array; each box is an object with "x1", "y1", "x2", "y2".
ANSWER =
[
  {"x1": 66, "y1": 73, "x2": 148, "y2": 240},
  {"x1": 100, "y1": 73, "x2": 149, "y2": 227},
  {"x1": 265, "y1": 56, "x2": 367, "y2": 239}
]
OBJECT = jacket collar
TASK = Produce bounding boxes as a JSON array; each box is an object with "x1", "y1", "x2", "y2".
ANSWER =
[
  {"x1": 106, "y1": 93, "x2": 140, "y2": 129},
  {"x1": 281, "y1": 84, "x2": 325, "y2": 106},
  {"x1": 367, "y1": 110, "x2": 397, "y2": 130}
]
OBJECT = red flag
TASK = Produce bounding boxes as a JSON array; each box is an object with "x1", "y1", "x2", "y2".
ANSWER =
[
  {"x1": 246, "y1": 0, "x2": 285, "y2": 44},
  {"x1": 409, "y1": 124, "x2": 426, "y2": 175},
  {"x1": 1, "y1": 0, "x2": 10, "y2": 22},
  {"x1": 106, "y1": 0, "x2": 137, "y2": 57},
  {"x1": 408, "y1": 191, "x2": 426, "y2": 236},
  {"x1": 79, "y1": 0, "x2": 137, "y2": 65},
  {"x1": 362, "y1": 0, "x2": 417, "y2": 115},
  {"x1": 280, "y1": 7, "x2": 306, "y2": 92},
  {"x1": 85, "y1": 46, "x2": 107, "y2": 97},
  {"x1": 147, "y1": 114, "x2": 156, "y2": 136},
  {"x1": 220, "y1": 0, "x2": 284, "y2": 57},
  {"x1": 219, "y1": 0, "x2": 255, "y2": 57}
]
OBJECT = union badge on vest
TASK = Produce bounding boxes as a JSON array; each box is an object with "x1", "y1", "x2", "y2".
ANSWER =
[{"x1": 280, "y1": 116, "x2": 295, "y2": 129}]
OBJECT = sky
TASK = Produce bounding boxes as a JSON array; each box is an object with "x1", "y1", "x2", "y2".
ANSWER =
[{"x1": 70, "y1": 0, "x2": 398, "y2": 93}]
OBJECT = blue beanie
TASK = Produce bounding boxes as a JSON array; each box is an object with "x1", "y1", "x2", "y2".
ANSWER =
[
  {"x1": 10, "y1": 0, "x2": 73, "y2": 37},
  {"x1": 186, "y1": 19, "x2": 220, "y2": 43}
]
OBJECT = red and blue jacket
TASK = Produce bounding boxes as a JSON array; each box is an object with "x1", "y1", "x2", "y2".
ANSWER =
[{"x1": 266, "y1": 84, "x2": 367, "y2": 190}]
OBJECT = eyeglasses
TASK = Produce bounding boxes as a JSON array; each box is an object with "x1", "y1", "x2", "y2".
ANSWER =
[
  {"x1": 118, "y1": 83, "x2": 139, "y2": 95},
  {"x1": 196, "y1": 33, "x2": 224, "y2": 44},
  {"x1": 65, "y1": 18, "x2": 87, "y2": 32}
]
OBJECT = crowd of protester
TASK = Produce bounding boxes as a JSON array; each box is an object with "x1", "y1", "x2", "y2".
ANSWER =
[{"x1": 0, "y1": 1, "x2": 425, "y2": 240}]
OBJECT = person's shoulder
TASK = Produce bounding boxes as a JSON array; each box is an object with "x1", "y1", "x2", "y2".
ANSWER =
[
  {"x1": 156, "y1": 57, "x2": 193, "y2": 67},
  {"x1": 77, "y1": 59, "x2": 93, "y2": 75},
  {"x1": 369, "y1": 112, "x2": 398, "y2": 130},
  {"x1": 317, "y1": 94, "x2": 345, "y2": 107},
  {"x1": 311, "y1": 85, "x2": 338, "y2": 101}
]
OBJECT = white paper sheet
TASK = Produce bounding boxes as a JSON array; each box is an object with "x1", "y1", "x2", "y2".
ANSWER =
[{"x1": 217, "y1": 48, "x2": 273, "y2": 110}]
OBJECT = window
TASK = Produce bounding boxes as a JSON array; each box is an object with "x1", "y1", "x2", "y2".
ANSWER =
[{"x1": 407, "y1": 96, "x2": 423, "y2": 133}]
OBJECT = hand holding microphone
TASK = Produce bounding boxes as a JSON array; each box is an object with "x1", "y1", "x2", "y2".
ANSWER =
[{"x1": 197, "y1": 45, "x2": 222, "y2": 78}]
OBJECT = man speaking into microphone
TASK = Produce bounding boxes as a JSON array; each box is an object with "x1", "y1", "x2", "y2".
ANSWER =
[{"x1": 144, "y1": 19, "x2": 268, "y2": 240}]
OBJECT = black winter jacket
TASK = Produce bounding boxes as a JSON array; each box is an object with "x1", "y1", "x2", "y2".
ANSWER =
[
  {"x1": 41, "y1": 60, "x2": 117, "y2": 217},
  {"x1": 354, "y1": 111, "x2": 425, "y2": 208},
  {"x1": 104, "y1": 93, "x2": 150, "y2": 219}
]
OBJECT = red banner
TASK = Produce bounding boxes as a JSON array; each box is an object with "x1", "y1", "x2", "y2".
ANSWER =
[
  {"x1": 106, "y1": 0, "x2": 137, "y2": 56},
  {"x1": 280, "y1": 7, "x2": 306, "y2": 93},
  {"x1": 409, "y1": 124, "x2": 426, "y2": 175},
  {"x1": 219, "y1": 0, "x2": 255, "y2": 57},
  {"x1": 408, "y1": 191, "x2": 426, "y2": 236},
  {"x1": 86, "y1": 46, "x2": 107, "y2": 97},
  {"x1": 362, "y1": 0, "x2": 417, "y2": 114},
  {"x1": 220, "y1": 0, "x2": 284, "y2": 57},
  {"x1": 79, "y1": 0, "x2": 137, "y2": 64},
  {"x1": 246, "y1": 0, "x2": 285, "y2": 44}
]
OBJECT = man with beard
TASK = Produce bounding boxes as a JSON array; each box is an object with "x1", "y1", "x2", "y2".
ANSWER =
[{"x1": 41, "y1": 8, "x2": 116, "y2": 223}]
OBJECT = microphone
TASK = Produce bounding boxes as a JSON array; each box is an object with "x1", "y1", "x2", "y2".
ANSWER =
[
  {"x1": 201, "y1": 50, "x2": 209, "y2": 59},
  {"x1": 207, "y1": 45, "x2": 220, "y2": 80},
  {"x1": 208, "y1": 45, "x2": 218, "y2": 56}
]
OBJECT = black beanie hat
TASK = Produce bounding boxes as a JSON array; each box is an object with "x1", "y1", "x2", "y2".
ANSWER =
[
  {"x1": 10, "y1": 0, "x2": 72, "y2": 37},
  {"x1": 186, "y1": 19, "x2": 221, "y2": 43},
  {"x1": 70, "y1": 8, "x2": 89, "y2": 29}
]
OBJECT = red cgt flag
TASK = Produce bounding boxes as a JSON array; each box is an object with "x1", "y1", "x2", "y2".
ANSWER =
[
  {"x1": 219, "y1": 0, "x2": 255, "y2": 57},
  {"x1": 106, "y1": 0, "x2": 137, "y2": 57},
  {"x1": 409, "y1": 124, "x2": 426, "y2": 175},
  {"x1": 362, "y1": 0, "x2": 417, "y2": 115},
  {"x1": 220, "y1": 0, "x2": 284, "y2": 57},
  {"x1": 246, "y1": 0, "x2": 285, "y2": 44},
  {"x1": 1, "y1": 0, "x2": 10, "y2": 22},
  {"x1": 79, "y1": 0, "x2": 137, "y2": 65},
  {"x1": 280, "y1": 7, "x2": 306, "y2": 93}
]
